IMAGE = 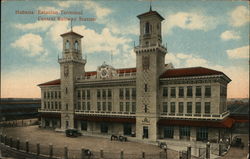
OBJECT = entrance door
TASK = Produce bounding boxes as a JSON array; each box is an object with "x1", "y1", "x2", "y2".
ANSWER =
[
  {"x1": 143, "y1": 126, "x2": 148, "y2": 139},
  {"x1": 123, "y1": 123, "x2": 132, "y2": 136}
]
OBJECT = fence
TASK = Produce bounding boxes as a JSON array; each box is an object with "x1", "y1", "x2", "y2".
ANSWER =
[{"x1": 0, "y1": 134, "x2": 169, "y2": 159}]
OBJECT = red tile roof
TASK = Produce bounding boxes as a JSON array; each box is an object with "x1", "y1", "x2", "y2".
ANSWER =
[
  {"x1": 60, "y1": 31, "x2": 83, "y2": 38},
  {"x1": 137, "y1": 10, "x2": 164, "y2": 20},
  {"x1": 38, "y1": 79, "x2": 61, "y2": 86},
  {"x1": 158, "y1": 117, "x2": 235, "y2": 128},
  {"x1": 38, "y1": 66, "x2": 229, "y2": 86},
  {"x1": 160, "y1": 67, "x2": 228, "y2": 79}
]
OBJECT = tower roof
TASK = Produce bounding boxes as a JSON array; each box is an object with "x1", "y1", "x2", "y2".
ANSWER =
[
  {"x1": 60, "y1": 31, "x2": 83, "y2": 38},
  {"x1": 137, "y1": 10, "x2": 164, "y2": 20}
]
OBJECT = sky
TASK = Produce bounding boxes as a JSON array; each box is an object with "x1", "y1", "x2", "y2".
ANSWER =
[{"x1": 1, "y1": 0, "x2": 249, "y2": 98}]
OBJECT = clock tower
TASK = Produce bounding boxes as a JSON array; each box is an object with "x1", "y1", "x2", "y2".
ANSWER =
[
  {"x1": 134, "y1": 8, "x2": 167, "y2": 141},
  {"x1": 58, "y1": 30, "x2": 86, "y2": 130}
]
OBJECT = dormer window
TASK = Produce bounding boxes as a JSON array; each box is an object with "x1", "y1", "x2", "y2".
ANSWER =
[
  {"x1": 65, "y1": 40, "x2": 70, "y2": 49},
  {"x1": 74, "y1": 41, "x2": 79, "y2": 50}
]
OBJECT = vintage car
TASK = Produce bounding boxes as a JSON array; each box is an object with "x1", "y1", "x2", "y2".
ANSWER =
[{"x1": 65, "y1": 129, "x2": 82, "y2": 137}]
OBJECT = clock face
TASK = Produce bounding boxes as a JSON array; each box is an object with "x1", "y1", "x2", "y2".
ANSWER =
[{"x1": 100, "y1": 68, "x2": 109, "y2": 78}]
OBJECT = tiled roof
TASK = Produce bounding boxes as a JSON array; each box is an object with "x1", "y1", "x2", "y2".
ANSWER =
[
  {"x1": 38, "y1": 66, "x2": 229, "y2": 86},
  {"x1": 158, "y1": 117, "x2": 235, "y2": 128},
  {"x1": 137, "y1": 10, "x2": 164, "y2": 20},
  {"x1": 160, "y1": 67, "x2": 228, "y2": 78},
  {"x1": 38, "y1": 79, "x2": 61, "y2": 86},
  {"x1": 60, "y1": 31, "x2": 83, "y2": 38}
]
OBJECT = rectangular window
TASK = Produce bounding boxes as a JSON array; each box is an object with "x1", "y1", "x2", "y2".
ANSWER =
[
  {"x1": 77, "y1": 102, "x2": 81, "y2": 110},
  {"x1": 82, "y1": 102, "x2": 86, "y2": 110},
  {"x1": 132, "y1": 102, "x2": 136, "y2": 112},
  {"x1": 44, "y1": 102, "x2": 46, "y2": 109},
  {"x1": 102, "y1": 90, "x2": 106, "y2": 99},
  {"x1": 170, "y1": 102, "x2": 175, "y2": 113},
  {"x1": 196, "y1": 127, "x2": 208, "y2": 141},
  {"x1": 205, "y1": 86, "x2": 211, "y2": 97},
  {"x1": 87, "y1": 90, "x2": 90, "y2": 99},
  {"x1": 87, "y1": 102, "x2": 90, "y2": 111},
  {"x1": 163, "y1": 87, "x2": 168, "y2": 97},
  {"x1": 48, "y1": 92, "x2": 50, "y2": 99},
  {"x1": 179, "y1": 87, "x2": 184, "y2": 98},
  {"x1": 163, "y1": 126, "x2": 174, "y2": 138},
  {"x1": 178, "y1": 102, "x2": 184, "y2": 113},
  {"x1": 48, "y1": 102, "x2": 50, "y2": 109},
  {"x1": 163, "y1": 102, "x2": 168, "y2": 113},
  {"x1": 144, "y1": 84, "x2": 148, "y2": 92},
  {"x1": 44, "y1": 92, "x2": 46, "y2": 99},
  {"x1": 120, "y1": 102, "x2": 124, "y2": 112},
  {"x1": 170, "y1": 87, "x2": 176, "y2": 98},
  {"x1": 196, "y1": 86, "x2": 202, "y2": 97},
  {"x1": 77, "y1": 90, "x2": 81, "y2": 98},
  {"x1": 59, "y1": 102, "x2": 61, "y2": 110},
  {"x1": 97, "y1": 102, "x2": 101, "y2": 111},
  {"x1": 59, "y1": 92, "x2": 61, "y2": 98},
  {"x1": 55, "y1": 102, "x2": 58, "y2": 109},
  {"x1": 51, "y1": 92, "x2": 54, "y2": 99},
  {"x1": 108, "y1": 102, "x2": 112, "y2": 111},
  {"x1": 132, "y1": 88, "x2": 136, "y2": 99},
  {"x1": 195, "y1": 102, "x2": 201, "y2": 114},
  {"x1": 108, "y1": 89, "x2": 112, "y2": 99},
  {"x1": 126, "y1": 102, "x2": 130, "y2": 112},
  {"x1": 187, "y1": 102, "x2": 192, "y2": 114},
  {"x1": 180, "y1": 126, "x2": 190, "y2": 140},
  {"x1": 51, "y1": 102, "x2": 54, "y2": 109},
  {"x1": 55, "y1": 92, "x2": 57, "y2": 98},
  {"x1": 82, "y1": 90, "x2": 86, "y2": 99},
  {"x1": 97, "y1": 89, "x2": 101, "y2": 99},
  {"x1": 125, "y1": 88, "x2": 130, "y2": 99},
  {"x1": 119, "y1": 88, "x2": 124, "y2": 99},
  {"x1": 205, "y1": 102, "x2": 211, "y2": 114},
  {"x1": 187, "y1": 86, "x2": 192, "y2": 97},
  {"x1": 102, "y1": 102, "x2": 106, "y2": 111},
  {"x1": 81, "y1": 121, "x2": 88, "y2": 131}
]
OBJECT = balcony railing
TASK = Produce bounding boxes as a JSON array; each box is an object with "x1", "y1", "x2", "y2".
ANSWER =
[
  {"x1": 75, "y1": 110, "x2": 136, "y2": 117},
  {"x1": 38, "y1": 109, "x2": 61, "y2": 113},
  {"x1": 160, "y1": 111, "x2": 230, "y2": 120}
]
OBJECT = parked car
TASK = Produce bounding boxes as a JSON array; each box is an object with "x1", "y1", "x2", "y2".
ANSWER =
[
  {"x1": 65, "y1": 129, "x2": 82, "y2": 137},
  {"x1": 231, "y1": 136, "x2": 244, "y2": 149}
]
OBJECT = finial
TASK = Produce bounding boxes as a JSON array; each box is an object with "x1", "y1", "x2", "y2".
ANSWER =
[
  {"x1": 70, "y1": 20, "x2": 73, "y2": 31},
  {"x1": 149, "y1": 0, "x2": 152, "y2": 11}
]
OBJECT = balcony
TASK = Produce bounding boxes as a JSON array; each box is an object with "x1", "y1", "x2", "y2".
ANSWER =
[
  {"x1": 160, "y1": 111, "x2": 230, "y2": 120},
  {"x1": 38, "y1": 109, "x2": 61, "y2": 113},
  {"x1": 75, "y1": 110, "x2": 136, "y2": 117}
]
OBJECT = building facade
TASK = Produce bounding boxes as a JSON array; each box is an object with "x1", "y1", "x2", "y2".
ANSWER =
[{"x1": 38, "y1": 8, "x2": 233, "y2": 142}]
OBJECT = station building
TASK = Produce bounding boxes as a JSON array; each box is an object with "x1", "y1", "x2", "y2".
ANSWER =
[{"x1": 38, "y1": 8, "x2": 233, "y2": 142}]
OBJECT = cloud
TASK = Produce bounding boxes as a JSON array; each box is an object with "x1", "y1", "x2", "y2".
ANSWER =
[
  {"x1": 220, "y1": 30, "x2": 240, "y2": 41},
  {"x1": 163, "y1": 11, "x2": 217, "y2": 34},
  {"x1": 83, "y1": 1, "x2": 112, "y2": 19},
  {"x1": 11, "y1": 33, "x2": 48, "y2": 57},
  {"x1": 56, "y1": 1, "x2": 78, "y2": 8},
  {"x1": 73, "y1": 26, "x2": 132, "y2": 54},
  {"x1": 14, "y1": 21, "x2": 54, "y2": 31},
  {"x1": 230, "y1": 5, "x2": 249, "y2": 27},
  {"x1": 226, "y1": 45, "x2": 249, "y2": 59}
]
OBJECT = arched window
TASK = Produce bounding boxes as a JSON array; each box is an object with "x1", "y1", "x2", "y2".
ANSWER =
[
  {"x1": 74, "y1": 41, "x2": 79, "y2": 50},
  {"x1": 144, "y1": 22, "x2": 150, "y2": 34},
  {"x1": 65, "y1": 40, "x2": 70, "y2": 49}
]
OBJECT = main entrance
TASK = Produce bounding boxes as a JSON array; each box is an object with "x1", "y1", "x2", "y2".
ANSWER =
[{"x1": 123, "y1": 123, "x2": 132, "y2": 136}]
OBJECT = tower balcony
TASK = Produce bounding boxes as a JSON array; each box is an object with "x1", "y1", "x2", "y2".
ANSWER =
[
  {"x1": 58, "y1": 57, "x2": 86, "y2": 64},
  {"x1": 134, "y1": 43, "x2": 167, "y2": 54}
]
